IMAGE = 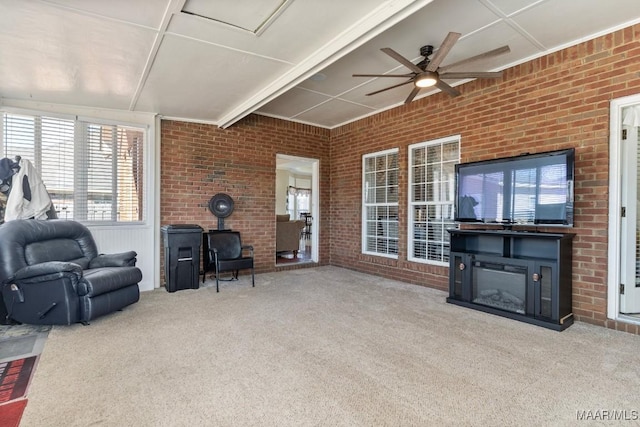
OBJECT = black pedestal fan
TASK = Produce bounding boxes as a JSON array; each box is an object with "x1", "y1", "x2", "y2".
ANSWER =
[{"x1": 208, "y1": 193, "x2": 234, "y2": 230}]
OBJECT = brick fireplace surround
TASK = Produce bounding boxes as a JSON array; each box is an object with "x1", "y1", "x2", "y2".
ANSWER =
[{"x1": 161, "y1": 24, "x2": 640, "y2": 335}]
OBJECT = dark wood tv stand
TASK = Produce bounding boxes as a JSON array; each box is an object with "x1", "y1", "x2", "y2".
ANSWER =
[{"x1": 447, "y1": 229, "x2": 574, "y2": 331}]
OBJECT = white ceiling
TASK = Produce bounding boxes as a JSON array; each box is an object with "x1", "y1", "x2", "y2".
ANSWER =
[{"x1": 1, "y1": 0, "x2": 639, "y2": 129}]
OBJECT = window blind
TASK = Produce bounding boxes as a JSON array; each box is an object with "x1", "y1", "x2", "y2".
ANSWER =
[
  {"x1": 409, "y1": 137, "x2": 459, "y2": 264},
  {"x1": 363, "y1": 149, "x2": 399, "y2": 257},
  {"x1": 2, "y1": 112, "x2": 144, "y2": 223}
]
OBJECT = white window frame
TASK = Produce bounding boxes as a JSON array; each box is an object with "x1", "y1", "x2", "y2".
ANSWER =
[
  {"x1": 1, "y1": 111, "x2": 148, "y2": 225},
  {"x1": 408, "y1": 135, "x2": 460, "y2": 266},
  {"x1": 362, "y1": 148, "x2": 399, "y2": 258}
]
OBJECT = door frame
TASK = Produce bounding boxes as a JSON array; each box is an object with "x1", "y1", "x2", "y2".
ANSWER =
[
  {"x1": 276, "y1": 154, "x2": 319, "y2": 263},
  {"x1": 607, "y1": 93, "x2": 640, "y2": 323}
]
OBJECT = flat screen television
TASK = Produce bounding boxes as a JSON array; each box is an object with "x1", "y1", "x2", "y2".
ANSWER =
[{"x1": 455, "y1": 148, "x2": 575, "y2": 226}]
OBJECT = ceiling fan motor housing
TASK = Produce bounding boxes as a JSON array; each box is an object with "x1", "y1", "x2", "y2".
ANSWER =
[{"x1": 420, "y1": 45, "x2": 434, "y2": 58}]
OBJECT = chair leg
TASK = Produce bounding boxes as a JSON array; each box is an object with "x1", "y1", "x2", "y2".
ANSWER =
[
  {"x1": 251, "y1": 267, "x2": 255, "y2": 287},
  {"x1": 215, "y1": 266, "x2": 220, "y2": 293}
]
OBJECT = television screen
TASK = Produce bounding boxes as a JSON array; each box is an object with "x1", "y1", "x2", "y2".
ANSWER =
[{"x1": 455, "y1": 148, "x2": 574, "y2": 226}]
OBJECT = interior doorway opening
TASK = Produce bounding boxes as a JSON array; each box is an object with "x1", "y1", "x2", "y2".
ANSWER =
[{"x1": 275, "y1": 154, "x2": 319, "y2": 266}]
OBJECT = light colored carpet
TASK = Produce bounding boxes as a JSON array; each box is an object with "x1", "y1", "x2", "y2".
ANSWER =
[{"x1": 21, "y1": 266, "x2": 640, "y2": 426}]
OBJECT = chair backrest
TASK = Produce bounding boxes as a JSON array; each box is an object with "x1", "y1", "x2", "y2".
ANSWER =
[
  {"x1": 207, "y1": 231, "x2": 243, "y2": 260},
  {"x1": 0, "y1": 219, "x2": 99, "y2": 284}
]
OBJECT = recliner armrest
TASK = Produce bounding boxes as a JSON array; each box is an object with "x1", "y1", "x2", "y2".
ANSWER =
[
  {"x1": 13, "y1": 261, "x2": 83, "y2": 283},
  {"x1": 89, "y1": 251, "x2": 137, "y2": 268}
]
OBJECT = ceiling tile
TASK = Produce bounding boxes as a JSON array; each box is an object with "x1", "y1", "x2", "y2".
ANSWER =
[
  {"x1": 135, "y1": 35, "x2": 292, "y2": 120},
  {"x1": 512, "y1": 0, "x2": 640, "y2": 49},
  {"x1": 293, "y1": 98, "x2": 375, "y2": 128},
  {"x1": 43, "y1": 0, "x2": 169, "y2": 29},
  {"x1": 258, "y1": 88, "x2": 332, "y2": 119},
  {"x1": 437, "y1": 21, "x2": 542, "y2": 68},
  {"x1": 298, "y1": 50, "x2": 407, "y2": 97},
  {"x1": 340, "y1": 80, "x2": 421, "y2": 109}
]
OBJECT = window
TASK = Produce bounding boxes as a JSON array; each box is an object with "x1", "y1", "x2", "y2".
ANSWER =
[
  {"x1": 1, "y1": 112, "x2": 145, "y2": 223},
  {"x1": 287, "y1": 186, "x2": 311, "y2": 219},
  {"x1": 408, "y1": 136, "x2": 459, "y2": 265},
  {"x1": 362, "y1": 148, "x2": 399, "y2": 257}
]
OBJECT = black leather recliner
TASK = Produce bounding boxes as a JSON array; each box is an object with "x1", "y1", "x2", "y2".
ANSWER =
[{"x1": 0, "y1": 219, "x2": 141, "y2": 325}]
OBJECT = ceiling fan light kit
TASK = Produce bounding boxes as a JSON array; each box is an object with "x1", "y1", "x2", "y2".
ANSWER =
[
  {"x1": 353, "y1": 32, "x2": 509, "y2": 104},
  {"x1": 415, "y1": 71, "x2": 438, "y2": 88}
]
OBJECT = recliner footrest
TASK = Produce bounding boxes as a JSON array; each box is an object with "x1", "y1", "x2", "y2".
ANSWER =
[{"x1": 80, "y1": 284, "x2": 139, "y2": 322}]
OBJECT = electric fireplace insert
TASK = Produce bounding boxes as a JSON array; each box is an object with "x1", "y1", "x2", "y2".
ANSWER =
[{"x1": 473, "y1": 260, "x2": 527, "y2": 314}]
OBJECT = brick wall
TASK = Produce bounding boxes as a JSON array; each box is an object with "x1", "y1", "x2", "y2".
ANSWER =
[
  {"x1": 161, "y1": 115, "x2": 330, "y2": 276},
  {"x1": 329, "y1": 24, "x2": 640, "y2": 331}
]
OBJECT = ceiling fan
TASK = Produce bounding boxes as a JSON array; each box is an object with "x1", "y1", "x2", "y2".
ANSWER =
[{"x1": 353, "y1": 32, "x2": 510, "y2": 104}]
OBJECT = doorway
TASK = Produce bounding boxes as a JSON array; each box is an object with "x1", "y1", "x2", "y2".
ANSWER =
[
  {"x1": 275, "y1": 154, "x2": 319, "y2": 265},
  {"x1": 608, "y1": 94, "x2": 640, "y2": 322}
]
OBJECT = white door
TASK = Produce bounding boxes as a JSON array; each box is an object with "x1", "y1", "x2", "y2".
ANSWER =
[{"x1": 619, "y1": 105, "x2": 640, "y2": 313}]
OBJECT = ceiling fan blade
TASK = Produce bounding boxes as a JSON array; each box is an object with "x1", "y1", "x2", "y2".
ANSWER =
[
  {"x1": 439, "y1": 45, "x2": 511, "y2": 73},
  {"x1": 404, "y1": 87, "x2": 421, "y2": 104},
  {"x1": 381, "y1": 47, "x2": 423, "y2": 74},
  {"x1": 435, "y1": 79, "x2": 461, "y2": 97},
  {"x1": 365, "y1": 79, "x2": 414, "y2": 96},
  {"x1": 426, "y1": 32, "x2": 461, "y2": 72},
  {"x1": 353, "y1": 73, "x2": 414, "y2": 78},
  {"x1": 439, "y1": 71, "x2": 503, "y2": 79}
]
